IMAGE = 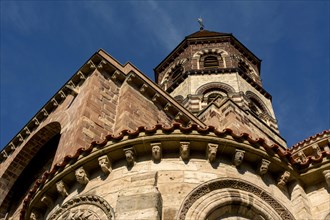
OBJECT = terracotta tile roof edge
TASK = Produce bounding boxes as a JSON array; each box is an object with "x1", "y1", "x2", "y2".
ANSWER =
[{"x1": 291, "y1": 129, "x2": 330, "y2": 149}]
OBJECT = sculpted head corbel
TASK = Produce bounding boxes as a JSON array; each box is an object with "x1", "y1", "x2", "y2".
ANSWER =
[
  {"x1": 124, "y1": 148, "x2": 135, "y2": 167},
  {"x1": 180, "y1": 142, "x2": 190, "y2": 161},
  {"x1": 277, "y1": 171, "x2": 291, "y2": 189},
  {"x1": 98, "y1": 155, "x2": 112, "y2": 174},
  {"x1": 258, "y1": 159, "x2": 270, "y2": 175},
  {"x1": 75, "y1": 166, "x2": 89, "y2": 185},
  {"x1": 151, "y1": 143, "x2": 162, "y2": 162},
  {"x1": 233, "y1": 149, "x2": 245, "y2": 167},
  {"x1": 207, "y1": 143, "x2": 218, "y2": 163},
  {"x1": 56, "y1": 180, "x2": 68, "y2": 198}
]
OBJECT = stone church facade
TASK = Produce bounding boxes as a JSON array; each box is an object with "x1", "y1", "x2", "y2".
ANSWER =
[{"x1": 0, "y1": 29, "x2": 329, "y2": 220}]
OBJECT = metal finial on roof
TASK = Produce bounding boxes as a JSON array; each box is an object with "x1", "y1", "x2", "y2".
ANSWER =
[{"x1": 197, "y1": 17, "x2": 204, "y2": 30}]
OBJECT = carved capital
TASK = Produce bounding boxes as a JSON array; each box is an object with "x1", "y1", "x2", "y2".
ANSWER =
[
  {"x1": 180, "y1": 142, "x2": 190, "y2": 161},
  {"x1": 56, "y1": 180, "x2": 68, "y2": 198},
  {"x1": 207, "y1": 143, "x2": 218, "y2": 163},
  {"x1": 151, "y1": 143, "x2": 162, "y2": 162},
  {"x1": 75, "y1": 167, "x2": 89, "y2": 185},
  {"x1": 233, "y1": 149, "x2": 245, "y2": 167},
  {"x1": 258, "y1": 159, "x2": 270, "y2": 176},
  {"x1": 98, "y1": 155, "x2": 112, "y2": 175}
]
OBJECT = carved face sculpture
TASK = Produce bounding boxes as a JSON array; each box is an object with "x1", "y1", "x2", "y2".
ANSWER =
[
  {"x1": 180, "y1": 143, "x2": 190, "y2": 160},
  {"x1": 98, "y1": 155, "x2": 111, "y2": 174},
  {"x1": 259, "y1": 159, "x2": 270, "y2": 175},
  {"x1": 152, "y1": 145, "x2": 162, "y2": 161},
  {"x1": 56, "y1": 180, "x2": 67, "y2": 196},
  {"x1": 75, "y1": 167, "x2": 88, "y2": 184},
  {"x1": 125, "y1": 150, "x2": 134, "y2": 165},
  {"x1": 278, "y1": 171, "x2": 290, "y2": 187},
  {"x1": 208, "y1": 145, "x2": 218, "y2": 163},
  {"x1": 234, "y1": 150, "x2": 244, "y2": 166}
]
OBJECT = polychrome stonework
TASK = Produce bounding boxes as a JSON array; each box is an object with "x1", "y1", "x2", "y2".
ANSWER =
[{"x1": 0, "y1": 29, "x2": 329, "y2": 220}]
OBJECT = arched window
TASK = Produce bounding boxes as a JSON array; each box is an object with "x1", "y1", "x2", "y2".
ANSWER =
[
  {"x1": 171, "y1": 65, "x2": 183, "y2": 80},
  {"x1": 204, "y1": 56, "x2": 219, "y2": 68}
]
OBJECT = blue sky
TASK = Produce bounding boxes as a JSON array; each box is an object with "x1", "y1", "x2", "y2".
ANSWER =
[{"x1": 1, "y1": 1, "x2": 329, "y2": 149}]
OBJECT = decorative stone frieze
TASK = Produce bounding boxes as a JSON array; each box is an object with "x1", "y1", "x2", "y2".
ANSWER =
[
  {"x1": 124, "y1": 147, "x2": 135, "y2": 167},
  {"x1": 180, "y1": 142, "x2": 190, "y2": 161},
  {"x1": 323, "y1": 170, "x2": 330, "y2": 187},
  {"x1": 277, "y1": 171, "x2": 291, "y2": 189},
  {"x1": 233, "y1": 149, "x2": 245, "y2": 167},
  {"x1": 56, "y1": 180, "x2": 68, "y2": 198},
  {"x1": 258, "y1": 159, "x2": 270, "y2": 176},
  {"x1": 151, "y1": 143, "x2": 162, "y2": 162},
  {"x1": 207, "y1": 143, "x2": 218, "y2": 163},
  {"x1": 98, "y1": 155, "x2": 112, "y2": 175},
  {"x1": 75, "y1": 167, "x2": 89, "y2": 185}
]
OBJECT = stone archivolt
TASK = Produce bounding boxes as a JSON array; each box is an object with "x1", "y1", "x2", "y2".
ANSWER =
[
  {"x1": 20, "y1": 123, "x2": 327, "y2": 219},
  {"x1": 48, "y1": 195, "x2": 114, "y2": 220},
  {"x1": 177, "y1": 178, "x2": 295, "y2": 220}
]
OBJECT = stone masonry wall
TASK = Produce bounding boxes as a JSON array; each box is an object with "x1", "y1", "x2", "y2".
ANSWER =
[
  {"x1": 114, "y1": 82, "x2": 172, "y2": 133},
  {"x1": 41, "y1": 158, "x2": 297, "y2": 220}
]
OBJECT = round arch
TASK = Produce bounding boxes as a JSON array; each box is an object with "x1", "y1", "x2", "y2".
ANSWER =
[
  {"x1": 245, "y1": 91, "x2": 270, "y2": 115},
  {"x1": 0, "y1": 122, "x2": 61, "y2": 217},
  {"x1": 193, "y1": 48, "x2": 229, "y2": 69},
  {"x1": 196, "y1": 82, "x2": 235, "y2": 95},
  {"x1": 177, "y1": 178, "x2": 295, "y2": 220}
]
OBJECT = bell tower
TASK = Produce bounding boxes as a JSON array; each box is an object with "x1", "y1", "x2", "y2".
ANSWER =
[{"x1": 154, "y1": 29, "x2": 285, "y2": 146}]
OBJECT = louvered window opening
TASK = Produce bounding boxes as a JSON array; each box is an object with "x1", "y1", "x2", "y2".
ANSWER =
[{"x1": 204, "y1": 56, "x2": 219, "y2": 68}]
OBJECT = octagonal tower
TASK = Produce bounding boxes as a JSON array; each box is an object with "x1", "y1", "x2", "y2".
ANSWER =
[{"x1": 155, "y1": 29, "x2": 284, "y2": 146}]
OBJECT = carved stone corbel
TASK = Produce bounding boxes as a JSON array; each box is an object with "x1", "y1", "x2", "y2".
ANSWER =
[
  {"x1": 233, "y1": 149, "x2": 245, "y2": 167},
  {"x1": 323, "y1": 170, "x2": 330, "y2": 187},
  {"x1": 98, "y1": 155, "x2": 112, "y2": 175},
  {"x1": 140, "y1": 84, "x2": 148, "y2": 93},
  {"x1": 207, "y1": 143, "x2": 218, "y2": 163},
  {"x1": 41, "y1": 195, "x2": 54, "y2": 208},
  {"x1": 258, "y1": 159, "x2": 270, "y2": 176},
  {"x1": 124, "y1": 147, "x2": 135, "y2": 167},
  {"x1": 75, "y1": 167, "x2": 89, "y2": 185},
  {"x1": 277, "y1": 171, "x2": 291, "y2": 189},
  {"x1": 56, "y1": 180, "x2": 68, "y2": 198},
  {"x1": 297, "y1": 151, "x2": 307, "y2": 163},
  {"x1": 30, "y1": 209, "x2": 40, "y2": 220},
  {"x1": 151, "y1": 143, "x2": 162, "y2": 162},
  {"x1": 97, "y1": 60, "x2": 107, "y2": 69},
  {"x1": 180, "y1": 142, "x2": 190, "y2": 161},
  {"x1": 312, "y1": 144, "x2": 321, "y2": 157},
  {"x1": 152, "y1": 93, "x2": 160, "y2": 102}
]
